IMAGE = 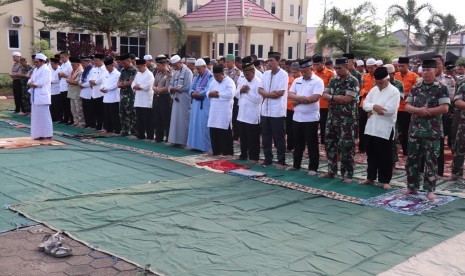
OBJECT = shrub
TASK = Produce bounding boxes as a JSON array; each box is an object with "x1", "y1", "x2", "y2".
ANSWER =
[{"x1": 0, "y1": 74, "x2": 12, "y2": 89}]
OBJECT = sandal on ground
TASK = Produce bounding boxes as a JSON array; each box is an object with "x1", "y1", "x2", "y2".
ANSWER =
[
  {"x1": 38, "y1": 233, "x2": 64, "y2": 251},
  {"x1": 45, "y1": 244, "x2": 73, "y2": 258}
]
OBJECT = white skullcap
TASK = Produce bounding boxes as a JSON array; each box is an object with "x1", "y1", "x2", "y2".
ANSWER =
[
  {"x1": 144, "y1": 55, "x2": 153, "y2": 61},
  {"x1": 170, "y1": 55, "x2": 181, "y2": 64},
  {"x1": 376, "y1": 59, "x2": 383, "y2": 66},
  {"x1": 181, "y1": 57, "x2": 186, "y2": 63},
  {"x1": 384, "y1": 64, "x2": 395, "y2": 74},
  {"x1": 356, "y1": 60, "x2": 364, "y2": 67},
  {"x1": 186, "y1": 58, "x2": 196, "y2": 64},
  {"x1": 418, "y1": 66, "x2": 423, "y2": 74},
  {"x1": 35, "y1": 53, "x2": 47, "y2": 61},
  {"x1": 392, "y1": 59, "x2": 399, "y2": 65},
  {"x1": 12, "y1": 52, "x2": 21, "y2": 57},
  {"x1": 195, "y1": 58, "x2": 206, "y2": 66},
  {"x1": 366, "y1": 58, "x2": 377, "y2": 66}
]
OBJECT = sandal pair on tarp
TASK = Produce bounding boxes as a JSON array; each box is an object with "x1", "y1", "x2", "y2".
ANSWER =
[{"x1": 38, "y1": 232, "x2": 73, "y2": 258}]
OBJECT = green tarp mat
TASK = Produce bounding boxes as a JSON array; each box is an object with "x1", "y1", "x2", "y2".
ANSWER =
[{"x1": 14, "y1": 173, "x2": 465, "y2": 276}]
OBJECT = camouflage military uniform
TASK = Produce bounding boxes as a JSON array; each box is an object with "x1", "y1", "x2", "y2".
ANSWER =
[
  {"x1": 349, "y1": 69, "x2": 363, "y2": 87},
  {"x1": 391, "y1": 79, "x2": 404, "y2": 163},
  {"x1": 118, "y1": 66, "x2": 138, "y2": 136},
  {"x1": 451, "y1": 77, "x2": 465, "y2": 147},
  {"x1": 225, "y1": 66, "x2": 241, "y2": 85},
  {"x1": 405, "y1": 81, "x2": 450, "y2": 191},
  {"x1": 324, "y1": 75, "x2": 360, "y2": 178},
  {"x1": 20, "y1": 64, "x2": 33, "y2": 113},
  {"x1": 451, "y1": 83, "x2": 465, "y2": 178}
]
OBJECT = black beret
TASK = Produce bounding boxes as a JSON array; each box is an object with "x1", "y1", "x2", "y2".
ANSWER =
[
  {"x1": 335, "y1": 58, "x2": 348, "y2": 65},
  {"x1": 94, "y1": 54, "x2": 106, "y2": 59},
  {"x1": 104, "y1": 58, "x2": 114, "y2": 66},
  {"x1": 325, "y1": 59, "x2": 334, "y2": 66},
  {"x1": 398, "y1": 57, "x2": 409, "y2": 64},
  {"x1": 69, "y1": 56, "x2": 81, "y2": 63},
  {"x1": 342, "y1": 53, "x2": 355, "y2": 59},
  {"x1": 135, "y1": 59, "x2": 146, "y2": 65},
  {"x1": 242, "y1": 56, "x2": 254, "y2": 71},
  {"x1": 212, "y1": 64, "x2": 224, "y2": 74},
  {"x1": 422, "y1": 59, "x2": 437, "y2": 69},
  {"x1": 446, "y1": 64, "x2": 456, "y2": 71},
  {"x1": 374, "y1": 67, "x2": 389, "y2": 80},
  {"x1": 299, "y1": 58, "x2": 313, "y2": 68},
  {"x1": 235, "y1": 56, "x2": 242, "y2": 62},
  {"x1": 117, "y1": 53, "x2": 131, "y2": 60},
  {"x1": 50, "y1": 58, "x2": 60, "y2": 63},
  {"x1": 203, "y1": 57, "x2": 211, "y2": 65},
  {"x1": 312, "y1": 54, "x2": 323, "y2": 63}
]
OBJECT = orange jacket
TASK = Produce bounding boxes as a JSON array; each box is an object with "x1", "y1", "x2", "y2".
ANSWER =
[
  {"x1": 287, "y1": 75, "x2": 295, "y2": 110},
  {"x1": 313, "y1": 67, "x2": 335, "y2": 109},
  {"x1": 360, "y1": 73, "x2": 375, "y2": 107},
  {"x1": 395, "y1": 71, "x2": 419, "y2": 111}
]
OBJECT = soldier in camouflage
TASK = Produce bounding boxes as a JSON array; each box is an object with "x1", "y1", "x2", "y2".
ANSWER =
[
  {"x1": 320, "y1": 57, "x2": 360, "y2": 183},
  {"x1": 18, "y1": 58, "x2": 33, "y2": 114},
  {"x1": 404, "y1": 59, "x2": 450, "y2": 200},
  {"x1": 117, "y1": 53, "x2": 138, "y2": 137},
  {"x1": 224, "y1": 54, "x2": 241, "y2": 141},
  {"x1": 450, "y1": 82, "x2": 465, "y2": 181}
]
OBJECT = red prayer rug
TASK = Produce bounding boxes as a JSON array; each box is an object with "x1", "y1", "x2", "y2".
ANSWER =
[{"x1": 196, "y1": 160, "x2": 249, "y2": 172}]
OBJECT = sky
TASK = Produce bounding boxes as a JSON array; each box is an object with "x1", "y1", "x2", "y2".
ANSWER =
[{"x1": 306, "y1": 0, "x2": 464, "y2": 31}]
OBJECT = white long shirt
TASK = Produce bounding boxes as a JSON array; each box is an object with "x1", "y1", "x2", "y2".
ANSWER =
[
  {"x1": 28, "y1": 64, "x2": 52, "y2": 105},
  {"x1": 51, "y1": 68, "x2": 61, "y2": 96},
  {"x1": 207, "y1": 76, "x2": 236, "y2": 129},
  {"x1": 79, "y1": 66, "x2": 93, "y2": 99},
  {"x1": 363, "y1": 82, "x2": 400, "y2": 140},
  {"x1": 260, "y1": 68, "x2": 288, "y2": 117},
  {"x1": 58, "y1": 60, "x2": 72, "y2": 92},
  {"x1": 89, "y1": 65, "x2": 107, "y2": 99},
  {"x1": 236, "y1": 75, "x2": 262, "y2": 124},
  {"x1": 101, "y1": 69, "x2": 120, "y2": 103},
  {"x1": 132, "y1": 69, "x2": 155, "y2": 108},
  {"x1": 289, "y1": 74, "x2": 324, "y2": 122}
]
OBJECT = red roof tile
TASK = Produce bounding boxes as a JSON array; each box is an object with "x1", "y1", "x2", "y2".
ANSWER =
[{"x1": 183, "y1": 0, "x2": 281, "y2": 22}]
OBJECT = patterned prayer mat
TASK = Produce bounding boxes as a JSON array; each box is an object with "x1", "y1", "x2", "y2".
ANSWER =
[
  {"x1": 228, "y1": 169, "x2": 266, "y2": 178},
  {"x1": 196, "y1": 159, "x2": 249, "y2": 172},
  {"x1": 362, "y1": 189, "x2": 457, "y2": 215},
  {"x1": 0, "y1": 137, "x2": 66, "y2": 149}
]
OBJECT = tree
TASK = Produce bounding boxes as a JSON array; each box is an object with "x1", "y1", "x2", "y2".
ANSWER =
[
  {"x1": 388, "y1": 0, "x2": 431, "y2": 56},
  {"x1": 0, "y1": 0, "x2": 21, "y2": 15},
  {"x1": 425, "y1": 13, "x2": 462, "y2": 56},
  {"x1": 316, "y1": 2, "x2": 393, "y2": 59},
  {"x1": 37, "y1": 0, "x2": 186, "y2": 53}
]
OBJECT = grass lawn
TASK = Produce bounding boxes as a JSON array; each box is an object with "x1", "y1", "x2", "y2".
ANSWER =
[{"x1": 0, "y1": 99, "x2": 14, "y2": 112}]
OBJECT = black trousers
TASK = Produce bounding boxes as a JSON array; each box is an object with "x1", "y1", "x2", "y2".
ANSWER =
[
  {"x1": 12, "y1": 79, "x2": 23, "y2": 112},
  {"x1": 261, "y1": 116, "x2": 286, "y2": 165},
  {"x1": 92, "y1": 97, "x2": 104, "y2": 130},
  {"x1": 292, "y1": 121, "x2": 319, "y2": 171},
  {"x1": 397, "y1": 111, "x2": 411, "y2": 155},
  {"x1": 366, "y1": 134, "x2": 393, "y2": 183},
  {"x1": 153, "y1": 94, "x2": 172, "y2": 142},
  {"x1": 232, "y1": 98, "x2": 240, "y2": 140},
  {"x1": 210, "y1": 127, "x2": 234, "y2": 156},
  {"x1": 50, "y1": 94, "x2": 62, "y2": 122},
  {"x1": 61, "y1": 91, "x2": 72, "y2": 123},
  {"x1": 239, "y1": 121, "x2": 260, "y2": 161},
  {"x1": 104, "y1": 102, "x2": 121, "y2": 133},
  {"x1": 82, "y1": 98, "x2": 94, "y2": 128},
  {"x1": 319, "y1": 108, "x2": 328, "y2": 145},
  {"x1": 358, "y1": 107, "x2": 368, "y2": 152},
  {"x1": 136, "y1": 107, "x2": 154, "y2": 140},
  {"x1": 286, "y1": 109, "x2": 294, "y2": 150}
]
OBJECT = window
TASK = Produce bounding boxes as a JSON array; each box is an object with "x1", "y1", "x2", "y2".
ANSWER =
[
  {"x1": 219, "y1": 43, "x2": 224, "y2": 56},
  {"x1": 250, "y1": 44, "x2": 256, "y2": 55},
  {"x1": 288, "y1": 47, "x2": 293, "y2": 60},
  {"x1": 259, "y1": 0, "x2": 264, "y2": 8},
  {"x1": 120, "y1": 36, "x2": 146, "y2": 57},
  {"x1": 111, "y1": 36, "x2": 117, "y2": 52},
  {"x1": 235, "y1": 43, "x2": 239, "y2": 57},
  {"x1": 8, "y1": 29, "x2": 20, "y2": 49},
  {"x1": 271, "y1": 2, "x2": 276, "y2": 14},
  {"x1": 95, "y1": 35, "x2": 104, "y2": 49},
  {"x1": 186, "y1": 0, "x2": 196, "y2": 14},
  {"x1": 57, "y1": 32, "x2": 67, "y2": 51},
  {"x1": 258, "y1": 45, "x2": 263, "y2": 58},
  {"x1": 269, "y1": 46, "x2": 273, "y2": 52},
  {"x1": 39, "y1": 31, "x2": 51, "y2": 49},
  {"x1": 290, "y1": 4, "x2": 294, "y2": 17},
  {"x1": 228, "y1": 43, "x2": 234, "y2": 55}
]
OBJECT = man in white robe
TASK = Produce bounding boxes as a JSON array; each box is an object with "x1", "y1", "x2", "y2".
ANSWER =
[
  {"x1": 100, "y1": 58, "x2": 121, "y2": 134},
  {"x1": 132, "y1": 59, "x2": 155, "y2": 140}
]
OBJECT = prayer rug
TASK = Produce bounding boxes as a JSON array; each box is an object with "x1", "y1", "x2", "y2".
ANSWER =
[
  {"x1": 196, "y1": 160, "x2": 249, "y2": 172},
  {"x1": 228, "y1": 169, "x2": 266, "y2": 178},
  {"x1": 362, "y1": 189, "x2": 457, "y2": 215},
  {"x1": 0, "y1": 137, "x2": 66, "y2": 149}
]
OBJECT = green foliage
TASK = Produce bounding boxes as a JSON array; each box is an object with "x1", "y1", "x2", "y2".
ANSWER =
[
  {"x1": 424, "y1": 13, "x2": 462, "y2": 55},
  {"x1": 0, "y1": 74, "x2": 13, "y2": 89},
  {"x1": 455, "y1": 57, "x2": 465, "y2": 66},
  {"x1": 31, "y1": 39, "x2": 55, "y2": 58}
]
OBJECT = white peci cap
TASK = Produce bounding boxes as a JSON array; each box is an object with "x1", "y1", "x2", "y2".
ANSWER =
[
  {"x1": 356, "y1": 60, "x2": 364, "y2": 67},
  {"x1": 170, "y1": 55, "x2": 181, "y2": 64},
  {"x1": 12, "y1": 52, "x2": 21, "y2": 57},
  {"x1": 35, "y1": 53, "x2": 47, "y2": 61},
  {"x1": 195, "y1": 58, "x2": 206, "y2": 66},
  {"x1": 366, "y1": 58, "x2": 377, "y2": 66},
  {"x1": 143, "y1": 55, "x2": 153, "y2": 61},
  {"x1": 376, "y1": 59, "x2": 384, "y2": 66}
]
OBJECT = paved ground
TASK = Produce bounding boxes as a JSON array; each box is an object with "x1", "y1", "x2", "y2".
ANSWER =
[{"x1": 0, "y1": 225, "x2": 153, "y2": 276}]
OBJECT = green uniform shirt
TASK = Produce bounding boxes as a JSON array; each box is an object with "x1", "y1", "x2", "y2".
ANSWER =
[
  {"x1": 325, "y1": 74, "x2": 360, "y2": 122},
  {"x1": 406, "y1": 81, "x2": 450, "y2": 138},
  {"x1": 119, "y1": 66, "x2": 137, "y2": 95},
  {"x1": 391, "y1": 79, "x2": 404, "y2": 99}
]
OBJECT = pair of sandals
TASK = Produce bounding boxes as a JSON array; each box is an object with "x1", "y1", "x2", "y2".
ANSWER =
[{"x1": 38, "y1": 232, "x2": 73, "y2": 258}]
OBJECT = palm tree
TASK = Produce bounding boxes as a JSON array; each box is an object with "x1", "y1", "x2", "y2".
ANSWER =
[
  {"x1": 425, "y1": 13, "x2": 462, "y2": 56},
  {"x1": 388, "y1": 0, "x2": 431, "y2": 56}
]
